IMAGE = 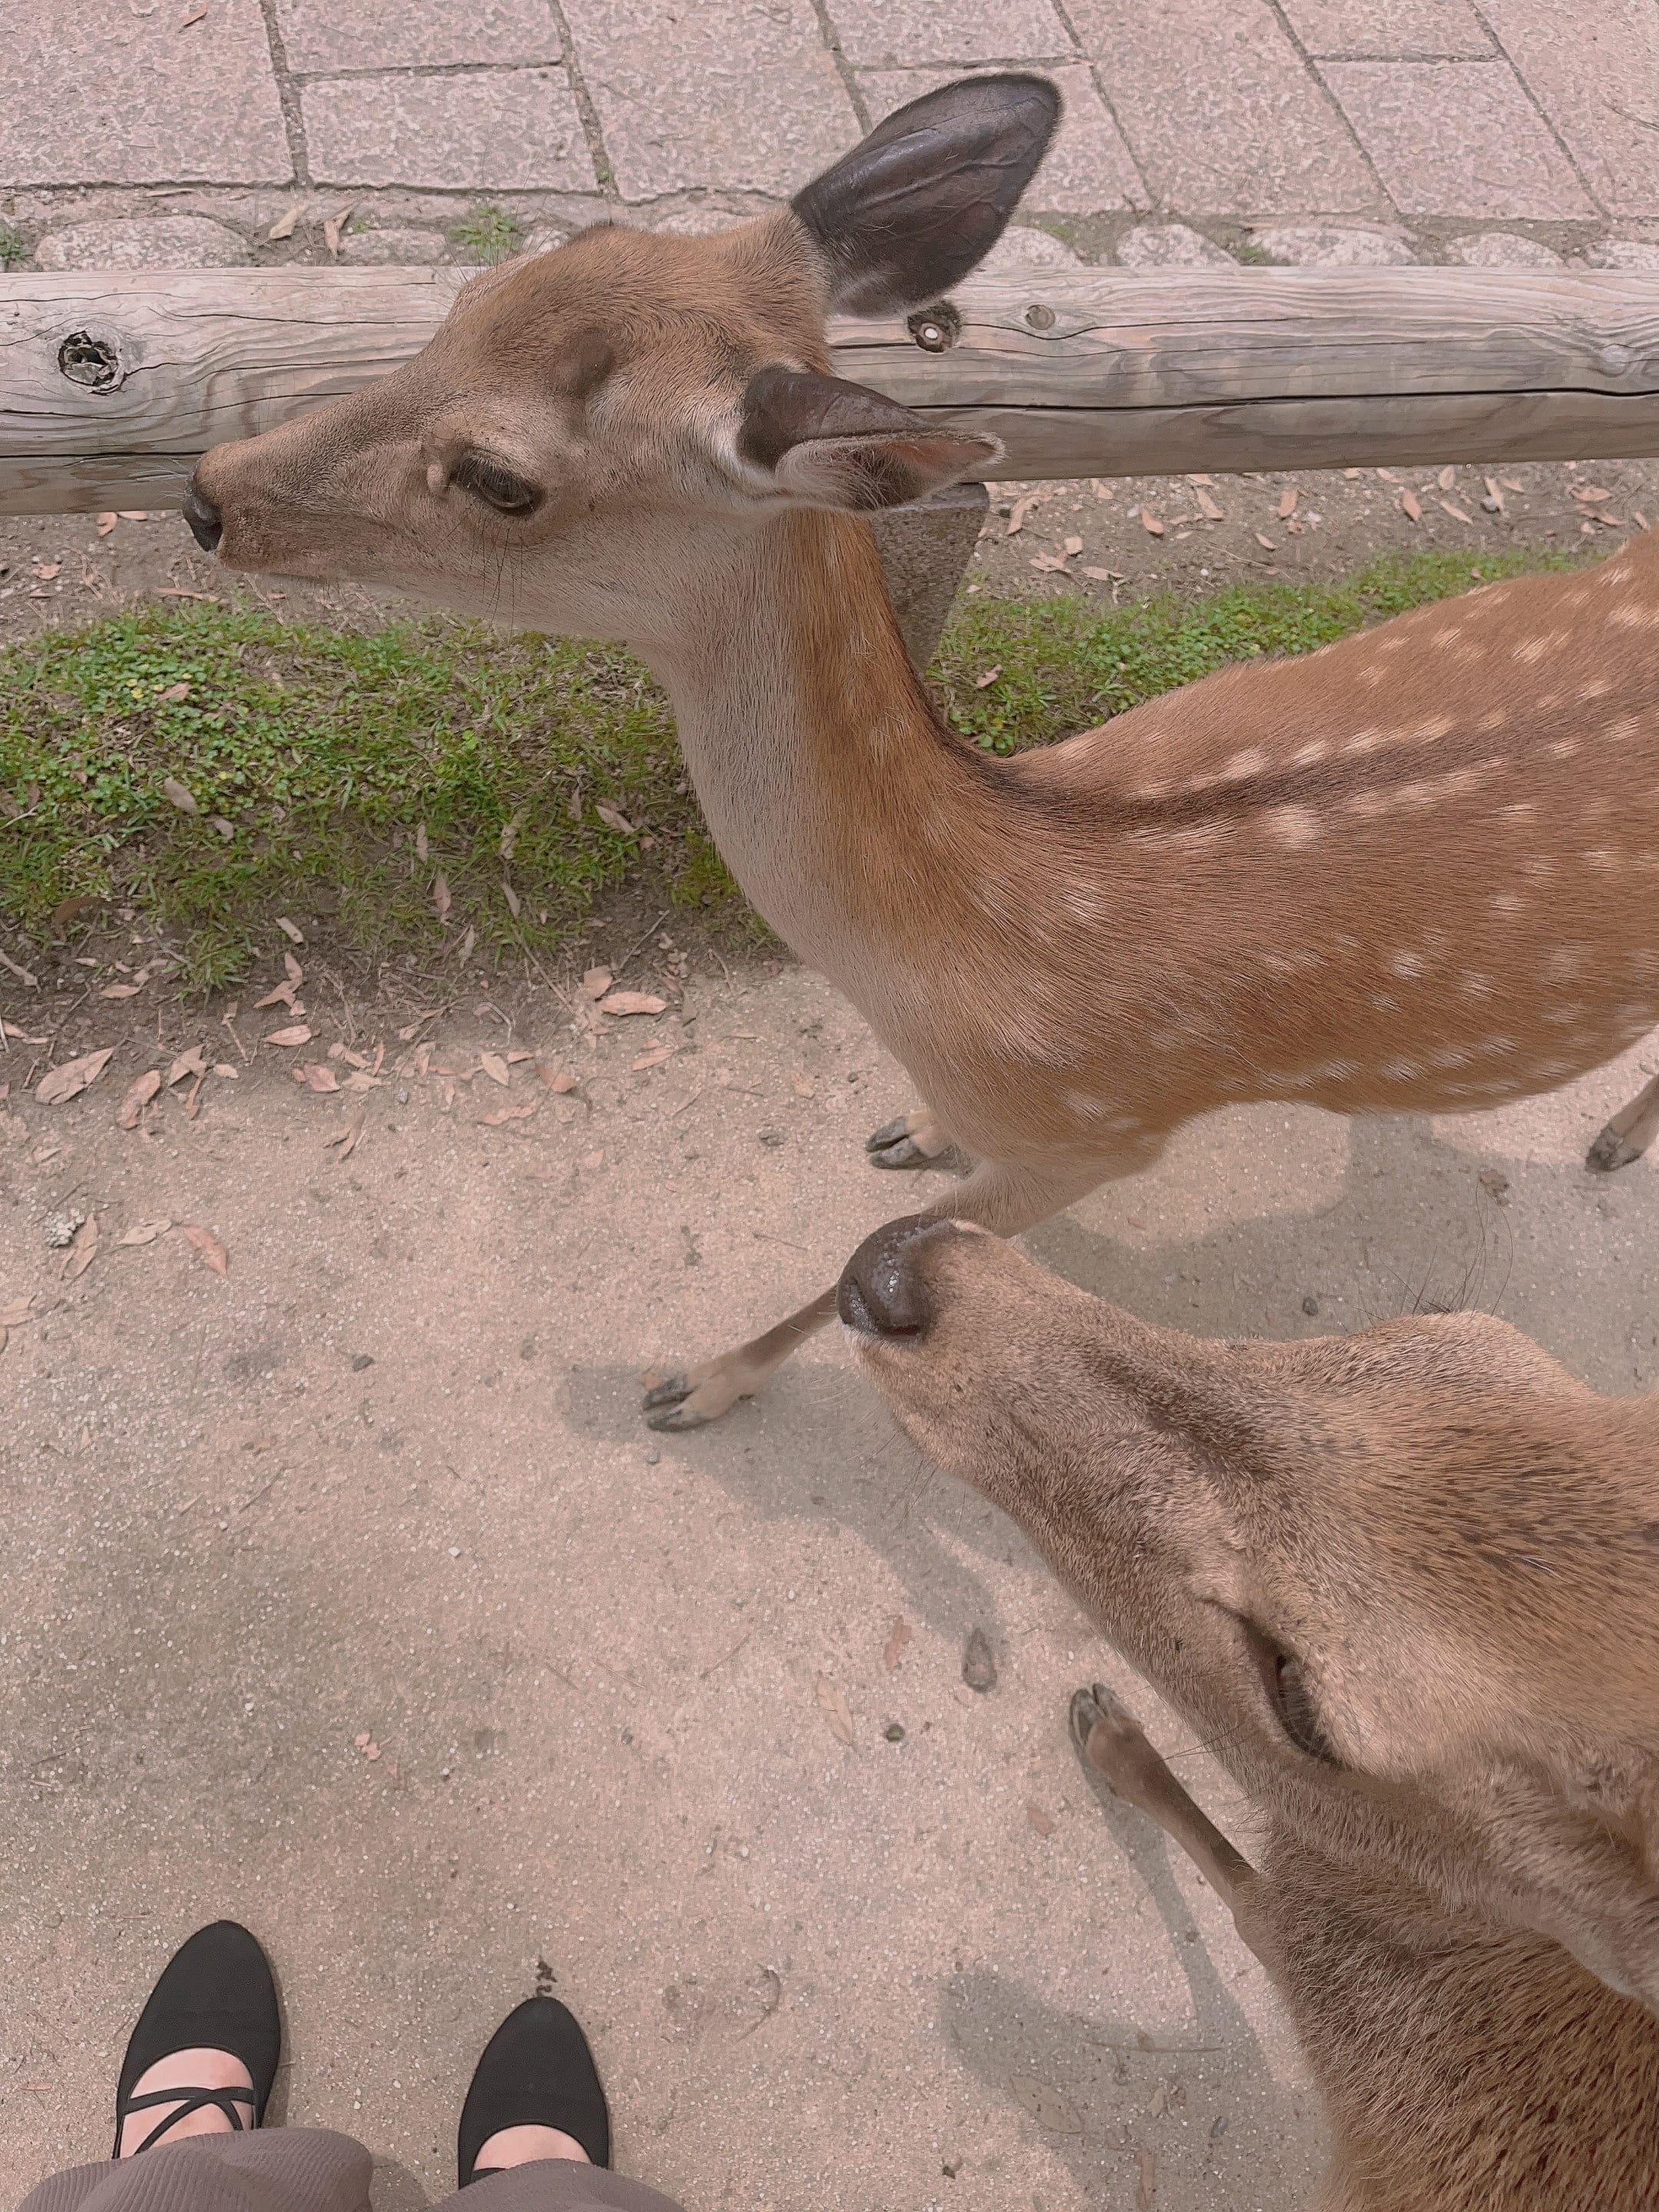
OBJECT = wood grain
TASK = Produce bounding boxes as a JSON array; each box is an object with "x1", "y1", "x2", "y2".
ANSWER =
[{"x1": 3, "y1": 265, "x2": 1658, "y2": 513}]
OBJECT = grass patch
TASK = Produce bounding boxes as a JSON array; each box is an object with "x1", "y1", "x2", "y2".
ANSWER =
[
  {"x1": 0, "y1": 547, "x2": 1569, "y2": 988},
  {"x1": 449, "y1": 204, "x2": 525, "y2": 264},
  {"x1": 0, "y1": 223, "x2": 26, "y2": 271}
]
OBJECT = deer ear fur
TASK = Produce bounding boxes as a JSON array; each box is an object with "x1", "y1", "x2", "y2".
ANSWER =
[
  {"x1": 790, "y1": 72, "x2": 1061, "y2": 315},
  {"x1": 737, "y1": 365, "x2": 998, "y2": 512}
]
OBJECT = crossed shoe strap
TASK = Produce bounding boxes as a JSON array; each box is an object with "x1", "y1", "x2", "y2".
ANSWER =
[{"x1": 121, "y1": 2083, "x2": 256, "y2": 2156}]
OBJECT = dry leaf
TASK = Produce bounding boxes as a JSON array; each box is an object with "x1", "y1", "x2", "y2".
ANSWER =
[
  {"x1": 505, "y1": 1048, "x2": 533, "y2": 1064},
  {"x1": 478, "y1": 1051, "x2": 510, "y2": 1086},
  {"x1": 1062, "y1": 534, "x2": 1082, "y2": 557},
  {"x1": 502, "y1": 879, "x2": 522, "y2": 919},
  {"x1": 157, "y1": 680, "x2": 191, "y2": 703},
  {"x1": 267, "y1": 201, "x2": 303, "y2": 241},
  {"x1": 1026, "y1": 1802, "x2": 1055, "y2": 1837},
  {"x1": 1253, "y1": 531, "x2": 1276, "y2": 550},
  {"x1": 1439, "y1": 499, "x2": 1474, "y2": 524},
  {"x1": 275, "y1": 916, "x2": 304, "y2": 944},
  {"x1": 283, "y1": 950, "x2": 303, "y2": 985},
  {"x1": 595, "y1": 803, "x2": 636, "y2": 835},
  {"x1": 1483, "y1": 474, "x2": 1505, "y2": 512},
  {"x1": 101, "y1": 982, "x2": 141, "y2": 999},
  {"x1": 1277, "y1": 487, "x2": 1298, "y2": 518},
  {"x1": 791, "y1": 1072, "x2": 815, "y2": 1097},
  {"x1": 263, "y1": 1025, "x2": 312, "y2": 1048},
  {"x1": 1400, "y1": 488, "x2": 1422, "y2": 523},
  {"x1": 36, "y1": 1047, "x2": 116, "y2": 1106},
  {"x1": 1575, "y1": 485, "x2": 1613, "y2": 504},
  {"x1": 323, "y1": 217, "x2": 342, "y2": 258},
  {"x1": 167, "y1": 1046, "x2": 207, "y2": 1086},
  {"x1": 162, "y1": 777, "x2": 198, "y2": 814},
  {"x1": 1135, "y1": 2145, "x2": 1156, "y2": 2212},
  {"x1": 459, "y1": 925, "x2": 477, "y2": 962},
  {"x1": 118, "y1": 1218, "x2": 171, "y2": 1247},
  {"x1": 1139, "y1": 509, "x2": 1165, "y2": 536},
  {"x1": 1437, "y1": 464, "x2": 1456, "y2": 492},
  {"x1": 184, "y1": 1074, "x2": 204, "y2": 1121},
  {"x1": 0, "y1": 1296, "x2": 36, "y2": 1329},
  {"x1": 32, "y1": 563, "x2": 61, "y2": 581},
  {"x1": 1194, "y1": 486, "x2": 1224, "y2": 520},
  {"x1": 181, "y1": 1224, "x2": 228, "y2": 1277},
  {"x1": 341, "y1": 1070, "x2": 380, "y2": 1092},
  {"x1": 253, "y1": 981, "x2": 300, "y2": 1012},
  {"x1": 598, "y1": 991, "x2": 667, "y2": 1017},
  {"x1": 882, "y1": 1616, "x2": 912, "y2": 1673},
  {"x1": 95, "y1": 512, "x2": 118, "y2": 537},
  {"x1": 432, "y1": 873, "x2": 452, "y2": 923},
  {"x1": 538, "y1": 1063, "x2": 578, "y2": 1093},
  {"x1": 324, "y1": 1108, "x2": 366, "y2": 1159},
  {"x1": 180, "y1": 2, "x2": 207, "y2": 25},
  {"x1": 581, "y1": 967, "x2": 613, "y2": 998},
  {"x1": 815, "y1": 1675, "x2": 854, "y2": 1748},
  {"x1": 118, "y1": 1069, "x2": 162, "y2": 1128},
  {"x1": 974, "y1": 665, "x2": 1002, "y2": 687},
  {"x1": 62, "y1": 1213, "x2": 100, "y2": 1283},
  {"x1": 499, "y1": 812, "x2": 523, "y2": 861},
  {"x1": 299, "y1": 1064, "x2": 339, "y2": 1093},
  {"x1": 1376, "y1": 468, "x2": 1399, "y2": 482},
  {"x1": 632, "y1": 1042, "x2": 675, "y2": 1071},
  {"x1": 214, "y1": 1063, "x2": 239, "y2": 1080},
  {"x1": 480, "y1": 1103, "x2": 534, "y2": 1126},
  {"x1": 1031, "y1": 552, "x2": 1068, "y2": 571},
  {"x1": 1081, "y1": 566, "x2": 1122, "y2": 581}
]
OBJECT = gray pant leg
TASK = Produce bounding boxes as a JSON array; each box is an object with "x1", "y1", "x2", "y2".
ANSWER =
[
  {"x1": 16, "y1": 2130, "x2": 373, "y2": 2212},
  {"x1": 437, "y1": 2163, "x2": 690, "y2": 2212}
]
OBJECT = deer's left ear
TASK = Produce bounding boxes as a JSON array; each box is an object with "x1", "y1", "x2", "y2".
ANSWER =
[{"x1": 737, "y1": 365, "x2": 998, "y2": 512}]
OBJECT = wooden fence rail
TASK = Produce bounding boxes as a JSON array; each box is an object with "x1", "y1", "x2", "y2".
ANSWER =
[{"x1": 4, "y1": 265, "x2": 1659, "y2": 515}]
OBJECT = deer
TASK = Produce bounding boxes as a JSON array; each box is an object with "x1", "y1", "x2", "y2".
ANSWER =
[
  {"x1": 181, "y1": 72, "x2": 1659, "y2": 1435},
  {"x1": 837, "y1": 1210, "x2": 1659, "y2": 2210}
]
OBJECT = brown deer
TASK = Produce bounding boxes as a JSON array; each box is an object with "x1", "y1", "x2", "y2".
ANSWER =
[
  {"x1": 183, "y1": 75, "x2": 1659, "y2": 1434},
  {"x1": 838, "y1": 1211, "x2": 1659, "y2": 2210}
]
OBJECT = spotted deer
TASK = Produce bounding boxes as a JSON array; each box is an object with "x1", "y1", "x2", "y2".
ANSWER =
[
  {"x1": 184, "y1": 75, "x2": 1659, "y2": 1433},
  {"x1": 839, "y1": 1211, "x2": 1659, "y2": 2210}
]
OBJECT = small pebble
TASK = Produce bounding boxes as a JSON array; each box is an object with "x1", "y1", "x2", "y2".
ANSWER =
[
  {"x1": 884, "y1": 1721, "x2": 906, "y2": 1743},
  {"x1": 644, "y1": 1448, "x2": 660, "y2": 1465},
  {"x1": 396, "y1": 1086, "x2": 409, "y2": 1104},
  {"x1": 44, "y1": 1204, "x2": 88, "y2": 1249},
  {"x1": 351, "y1": 1353, "x2": 374, "y2": 1371},
  {"x1": 1301, "y1": 1294, "x2": 1320, "y2": 1316},
  {"x1": 757, "y1": 1128, "x2": 785, "y2": 1147},
  {"x1": 962, "y1": 1628, "x2": 997, "y2": 1693}
]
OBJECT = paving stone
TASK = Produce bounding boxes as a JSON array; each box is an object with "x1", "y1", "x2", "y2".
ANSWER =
[
  {"x1": 1116, "y1": 221, "x2": 1233, "y2": 268},
  {"x1": 1479, "y1": 1, "x2": 1659, "y2": 220},
  {"x1": 979, "y1": 224, "x2": 1084, "y2": 272},
  {"x1": 275, "y1": 0, "x2": 560, "y2": 73},
  {"x1": 1247, "y1": 222, "x2": 1416, "y2": 264},
  {"x1": 822, "y1": 0, "x2": 1070, "y2": 67},
  {"x1": 338, "y1": 226, "x2": 449, "y2": 265},
  {"x1": 33, "y1": 215, "x2": 250, "y2": 270},
  {"x1": 1278, "y1": 0, "x2": 1491, "y2": 57},
  {"x1": 303, "y1": 68, "x2": 595, "y2": 191},
  {"x1": 645, "y1": 207, "x2": 749, "y2": 235},
  {"x1": 859, "y1": 64, "x2": 1146, "y2": 210},
  {"x1": 1583, "y1": 240, "x2": 1659, "y2": 270},
  {"x1": 1070, "y1": 0, "x2": 1380, "y2": 214},
  {"x1": 1322, "y1": 60, "x2": 1598, "y2": 219},
  {"x1": 0, "y1": 0, "x2": 289, "y2": 186},
  {"x1": 561, "y1": 0, "x2": 856, "y2": 200},
  {"x1": 523, "y1": 220, "x2": 578, "y2": 254},
  {"x1": 1443, "y1": 230, "x2": 1564, "y2": 268}
]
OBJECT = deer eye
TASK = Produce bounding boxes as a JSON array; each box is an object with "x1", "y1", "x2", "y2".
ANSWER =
[
  {"x1": 454, "y1": 455, "x2": 541, "y2": 515},
  {"x1": 1241, "y1": 1621, "x2": 1338, "y2": 1764}
]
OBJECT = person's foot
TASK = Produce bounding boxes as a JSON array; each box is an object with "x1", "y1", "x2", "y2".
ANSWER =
[
  {"x1": 459, "y1": 1997, "x2": 611, "y2": 2187},
  {"x1": 113, "y1": 1923, "x2": 280, "y2": 2159}
]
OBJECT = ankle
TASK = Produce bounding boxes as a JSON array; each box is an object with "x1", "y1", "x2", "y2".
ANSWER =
[{"x1": 475, "y1": 2123, "x2": 592, "y2": 2170}]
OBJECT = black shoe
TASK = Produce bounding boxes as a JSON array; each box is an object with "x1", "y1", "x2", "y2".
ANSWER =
[
  {"x1": 113, "y1": 1922, "x2": 281, "y2": 2158},
  {"x1": 458, "y1": 1996, "x2": 611, "y2": 2187}
]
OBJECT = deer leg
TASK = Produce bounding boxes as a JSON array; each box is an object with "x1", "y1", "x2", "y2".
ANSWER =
[
  {"x1": 1070, "y1": 1684, "x2": 1277, "y2": 1973},
  {"x1": 865, "y1": 1104, "x2": 969, "y2": 1174},
  {"x1": 643, "y1": 1154, "x2": 1106, "y2": 1432},
  {"x1": 1587, "y1": 1068, "x2": 1659, "y2": 1172}
]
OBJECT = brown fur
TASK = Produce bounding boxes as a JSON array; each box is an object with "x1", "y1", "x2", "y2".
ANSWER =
[
  {"x1": 190, "y1": 159, "x2": 1659, "y2": 1430},
  {"x1": 846, "y1": 1220, "x2": 1659, "y2": 2209}
]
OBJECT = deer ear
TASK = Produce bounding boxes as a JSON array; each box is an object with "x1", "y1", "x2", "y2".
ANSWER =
[
  {"x1": 791, "y1": 73, "x2": 1061, "y2": 316},
  {"x1": 737, "y1": 365, "x2": 998, "y2": 512}
]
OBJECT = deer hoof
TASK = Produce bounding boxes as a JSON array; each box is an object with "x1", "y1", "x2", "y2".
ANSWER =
[
  {"x1": 868, "y1": 1132, "x2": 935, "y2": 1171},
  {"x1": 1069, "y1": 1682, "x2": 1156, "y2": 1796},
  {"x1": 642, "y1": 1373, "x2": 701, "y2": 1430},
  {"x1": 1588, "y1": 1122, "x2": 1644, "y2": 1173}
]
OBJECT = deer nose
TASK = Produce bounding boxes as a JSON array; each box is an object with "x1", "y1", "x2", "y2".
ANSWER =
[
  {"x1": 838, "y1": 1215, "x2": 955, "y2": 1339},
  {"x1": 181, "y1": 485, "x2": 222, "y2": 552}
]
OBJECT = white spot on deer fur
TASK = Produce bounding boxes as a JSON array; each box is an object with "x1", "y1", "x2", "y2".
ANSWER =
[
  {"x1": 1477, "y1": 1035, "x2": 1517, "y2": 1057},
  {"x1": 1581, "y1": 674, "x2": 1611, "y2": 697},
  {"x1": 1515, "y1": 632, "x2": 1565, "y2": 664},
  {"x1": 1607, "y1": 716, "x2": 1643, "y2": 743},
  {"x1": 1459, "y1": 973, "x2": 1495, "y2": 998},
  {"x1": 1064, "y1": 888, "x2": 1103, "y2": 921},
  {"x1": 1344, "y1": 728, "x2": 1386, "y2": 757},
  {"x1": 1348, "y1": 790, "x2": 1391, "y2": 820},
  {"x1": 1501, "y1": 803, "x2": 1538, "y2": 823},
  {"x1": 1292, "y1": 741, "x2": 1330, "y2": 767},
  {"x1": 1430, "y1": 628, "x2": 1463, "y2": 648},
  {"x1": 1220, "y1": 747, "x2": 1269, "y2": 782},
  {"x1": 1477, "y1": 709, "x2": 1508, "y2": 732},
  {"x1": 1389, "y1": 951, "x2": 1425, "y2": 978},
  {"x1": 1263, "y1": 805, "x2": 1320, "y2": 847},
  {"x1": 1584, "y1": 848, "x2": 1621, "y2": 869},
  {"x1": 1429, "y1": 1045, "x2": 1472, "y2": 1070},
  {"x1": 1358, "y1": 665, "x2": 1384, "y2": 687},
  {"x1": 1413, "y1": 715, "x2": 1455, "y2": 740},
  {"x1": 1310, "y1": 1059, "x2": 1359, "y2": 1081},
  {"x1": 1370, "y1": 992, "x2": 1400, "y2": 1012},
  {"x1": 1380, "y1": 1059, "x2": 1421, "y2": 1081},
  {"x1": 1520, "y1": 857, "x2": 1555, "y2": 883},
  {"x1": 1607, "y1": 602, "x2": 1659, "y2": 631},
  {"x1": 1545, "y1": 946, "x2": 1588, "y2": 979},
  {"x1": 1376, "y1": 637, "x2": 1406, "y2": 654},
  {"x1": 1170, "y1": 825, "x2": 1222, "y2": 853},
  {"x1": 1065, "y1": 1090, "x2": 1108, "y2": 1120},
  {"x1": 1548, "y1": 740, "x2": 1580, "y2": 760},
  {"x1": 1106, "y1": 1114, "x2": 1143, "y2": 1133},
  {"x1": 1542, "y1": 1003, "x2": 1585, "y2": 1025},
  {"x1": 1488, "y1": 892, "x2": 1525, "y2": 916}
]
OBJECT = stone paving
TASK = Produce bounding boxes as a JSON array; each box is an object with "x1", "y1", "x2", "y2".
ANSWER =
[{"x1": 0, "y1": 0, "x2": 1655, "y2": 274}]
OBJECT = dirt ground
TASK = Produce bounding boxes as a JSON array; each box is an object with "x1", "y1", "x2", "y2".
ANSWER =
[{"x1": 5, "y1": 480, "x2": 1659, "y2": 2207}]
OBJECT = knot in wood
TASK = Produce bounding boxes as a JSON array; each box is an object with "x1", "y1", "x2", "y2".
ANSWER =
[
  {"x1": 58, "y1": 330, "x2": 123, "y2": 392},
  {"x1": 906, "y1": 301, "x2": 960, "y2": 353},
  {"x1": 1024, "y1": 302, "x2": 1056, "y2": 331}
]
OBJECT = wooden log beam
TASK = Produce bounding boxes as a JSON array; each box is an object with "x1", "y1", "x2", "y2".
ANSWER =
[{"x1": 4, "y1": 265, "x2": 1659, "y2": 515}]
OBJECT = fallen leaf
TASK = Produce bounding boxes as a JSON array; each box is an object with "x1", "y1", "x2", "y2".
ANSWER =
[
  {"x1": 283, "y1": 950, "x2": 303, "y2": 985},
  {"x1": 502, "y1": 879, "x2": 522, "y2": 919},
  {"x1": 1026, "y1": 1801, "x2": 1055, "y2": 1837},
  {"x1": 459, "y1": 924, "x2": 476, "y2": 962},
  {"x1": 1439, "y1": 499, "x2": 1474, "y2": 524},
  {"x1": 1063, "y1": 534, "x2": 1082, "y2": 557},
  {"x1": 299, "y1": 1064, "x2": 339, "y2": 1093},
  {"x1": 118, "y1": 1069, "x2": 162, "y2": 1127},
  {"x1": 1376, "y1": 467, "x2": 1399, "y2": 482},
  {"x1": 324, "y1": 1108, "x2": 366, "y2": 1159},
  {"x1": 263, "y1": 1025, "x2": 312, "y2": 1048},
  {"x1": 35, "y1": 1047, "x2": 116, "y2": 1106},
  {"x1": 162, "y1": 777, "x2": 198, "y2": 814},
  {"x1": 1135, "y1": 2144, "x2": 1157, "y2": 2212},
  {"x1": 180, "y1": 1224, "x2": 228, "y2": 1277},
  {"x1": 1483, "y1": 475, "x2": 1505, "y2": 513},
  {"x1": 1277, "y1": 487, "x2": 1298, "y2": 518},
  {"x1": 213, "y1": 1063, "x2": 239, "y2": 1080},
  {"x1": 354, "y1": 1732, "x2": 371, "y2": 1750},
  {"x1": 100, "y1": 982, "x2": 141, "y2": 999},
  {"x1": 499, "y1": 812, "x2": 523, "y2": 861},
  {"x1": 156, "y1": 588, "x2": 221, "y2": 601},
  {"x1": 323, "y1": 217, "x2": 342, "y2": 258},
  {"x1": 180, "y1": 2, "x2": 207, "y2": 25},
  {"x1": 157, "y1": 680, "x2": 191, "y2": 703},
  {"x1": 974, "y1": 665, "x2": 1002, "y2": 687},
  {"x1": 209, "y1": 816, "x2": 234, "y2": 839},
  {"x1": 1081, "y1": 566, "x2": 1123, "y2": 581},
  {"x1": 595, "y1": 803, "x2": 636, "y2": 835},
  {"x1": 579, "y1": 1148, "x2": 604, "y2": 1170},
  {"x1": 791, "y1": 1072, "x2": 815, "y2": 1097},
  {"x1": 341, "y1": 1070, "x2": 380, "y2": 1092},
  {"x1": 431, "y1": 873, "x2": 452, "y2": 923},
  {"x1": 118, "y1": 1218, "x2": 171, "y2": 1247},
  {"x1": 95, "y1": 512, "x2": 118, "y2": 537},
  {"x1": 815, "y1": 1675, "x2": 854, "y2": 1748},
  {"x1": 167, "y1": 1046, "x2": 207, "y2": 1086},
  {"x1": 883, "y1": 1616, "x2": 912, "y2": 1673},
  {"x1": 1139, "y1": 509, "x2": 1165, "y2": 536},
  {"x1": 598, "y1": 991, "x2": 667, "y2": 1017},
  {"x1": 0, "y1": 1296, "x2": 36, "y2": 1329},
  {"x1": 276, "y1": 916, "x2": 304, "y2": 944},
  {"x1": 538, "y1": 1063, "x2": 578, "y2": 1093},
  {"x1": 1400, "y1": 488, "x2": 1422, "y2": 523},
  {"x1": 32, "y1": 563, "x2": 61, "y2": 581},
  {"x1": 253, "y1": 981, "x2": 300, "y2": 1012},
  {"x1": 1194, "y1": 486, "x2": 1224, "y2": 520},
  {"x1": 581, "y1": 966, "x2": 613, "y2": 999},
  {"x1": 632, "y1": 1043, "x2": 675, "y2": 1070},
  {"x1": 505, "y1": 1048, "x2": 534, "y2": 1064},
  {"x1": 1437, "y1": 464, "x2": 1456, "y2": 492},
  {"x1": 1575, "y1": 485, "x2": 1613, "y2": 504},
  {"x1": 62, "y1": 1213, "x2": 100, "y2": 1282},
  {"x1": 267, "y1": 201, "x2": 303, "y2": 241},
  {"x1": 1030, "y1": 551, "x2": 1068, "y2": 571},
  {"x1": 184, "y1": 1073, "x2": 204, "y2": 1120},
  {"x1": 1499, "y1": 475, "x2": 1524, "y2": 493},
  {"x1": 478, "y1": 1051, "x2": 510, "y2": 1086},
  {"x1": 479, "y1": 1104, "x2": 534, "y2": 1126},
  {"x1": 1253, "y1": 531, "x2": 1276, "y2": 551},
  {"x1": 0, "y1": 949, "x2": 39, "y2": 986}
]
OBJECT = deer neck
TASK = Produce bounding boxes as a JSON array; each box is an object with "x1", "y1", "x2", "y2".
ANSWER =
[{"x1": 637, "y1": 507, "x2": 991, "y2": 997}]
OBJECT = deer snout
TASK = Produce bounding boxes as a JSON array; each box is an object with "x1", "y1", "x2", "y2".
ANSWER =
[
  {"x1": 181, "y1": 482, "x2": 223, "y2": 553},
  {"x1": 838, "y1": 1215, "x2": 982, "y2": 1339}
]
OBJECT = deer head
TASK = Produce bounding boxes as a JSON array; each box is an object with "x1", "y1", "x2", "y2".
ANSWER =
[
  {"x1": 184, "y1": 75, "x2": 1059, "y2": 645},
  {"x1": 840, "y1": 1216, "x2": 1659, "y2": 2015}
]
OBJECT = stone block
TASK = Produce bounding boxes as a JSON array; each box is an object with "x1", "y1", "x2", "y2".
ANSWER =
[
  {"x1": 560, "y1": 0, "x2": 857, "y2": 199},
  {"x1": 1480, "y1": 0, "x2": 1659, "y2": 220},
  {"x1": 1117, "y1": 222, "x2": 1233, "y2": 268},
  {"x1": 33, "y1": 215, "x2": 250, "y2": 270},
  {"x1": 338, "y1": 227, "x2": 449, "y2": 265},
  {"x1": 1583, "y1": 240, "x2": 1659, "y2": 270},
  {"x1": 1070, "y1": 0, "x2": 1380, "y2": 214},
  {"x1": 1323, "y1": 59, "x2": 1598, "y2": 219},
  {"x1": 276, "y1": 0, "x2": 560, "y2": 72},
  {"x1": 303, "y1": 68, "x2": 595, "y2": 190},
  {"x1": 823, "y1": 0, "x2": 1069, "y2": 67},
  {"x1": 1247, "y1": 222, "x2": 1416, "y2": 263},
  {"x1": 1279, "y1": 0, "x2": 1491, "y2": 56},
  {"x1": 1444, "y1": 230, "x2": 1564, "y2": 268},
  {"x1": 858, "y1": 63, "x2": 1146, "y2": 211},
  {"x1": 981, "y1": 225, "x2": 1083, "y2": 272},
  {"x1": 0, "y1": 0, "x2": 289, "y2": 186}
]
